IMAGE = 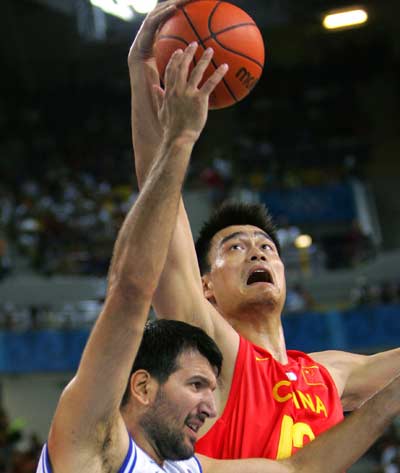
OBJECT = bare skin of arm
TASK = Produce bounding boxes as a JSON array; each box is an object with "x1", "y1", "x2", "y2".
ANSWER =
[
  {"x1": 46, "y1": 45, "x2": 227, "y2": 473},
  {"x1": 311, "y1": 347, "x2": 400, "y2": 410}
]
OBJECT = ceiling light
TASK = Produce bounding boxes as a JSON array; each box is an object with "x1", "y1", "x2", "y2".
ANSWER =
[
  {"x1": 295, "y1": 234, "x2": 313, "y2": 249},
  {"x1": 90, "y1": 0, "x2": 134, "y2": 21},
  {"x1": 323, "y1": 8, "x2": 368, "y2": 30},
  {"x1": 128, "y1": 0, "x2": 158, "y2": 14}
]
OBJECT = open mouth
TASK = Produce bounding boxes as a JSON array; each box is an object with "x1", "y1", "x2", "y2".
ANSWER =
[
  {"x1": 186, "y1": 421, "x2": 201, "y2": 434},
  {"x1": 246, "y1": 268, "x2": 273, "y2": 285}
]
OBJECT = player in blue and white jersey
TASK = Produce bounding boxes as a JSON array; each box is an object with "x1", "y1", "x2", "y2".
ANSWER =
[{"x1": 36, "y1": 2, "x2": 400, "y2": 472}]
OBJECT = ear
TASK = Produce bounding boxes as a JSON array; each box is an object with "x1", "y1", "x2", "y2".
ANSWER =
[
  {"x1": 202, "y1": 274, "x2": 215, "y2": 303},
  {"x1": 129, "y1": 370, "x2": 159, "y2": 406}
]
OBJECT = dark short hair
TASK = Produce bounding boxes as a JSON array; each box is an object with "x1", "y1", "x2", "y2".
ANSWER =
[
  {"x1": 195, "y1": 201, "x2": 281, "y2": 275},
  {"x1": 121, "y1": 319, "x2": 223, "y2": 406}
]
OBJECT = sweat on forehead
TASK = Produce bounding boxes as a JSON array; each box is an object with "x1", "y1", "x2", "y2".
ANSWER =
[{"x1": 195, "y1": 201, "x2": 281, "y2": 275}]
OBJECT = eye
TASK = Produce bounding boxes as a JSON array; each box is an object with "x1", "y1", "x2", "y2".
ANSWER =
[
  {"x1": 191, "y1": 382, "x2": 202, "y2": 390},
  {"x1": 229, "y1": 243, "x2": 243, "y2": 251},
  {"x1": 261, "y1": 243, "x2": 274, "y2": 251}
]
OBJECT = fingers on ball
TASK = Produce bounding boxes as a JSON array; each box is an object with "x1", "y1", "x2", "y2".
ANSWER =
[
  {"x1": 164, "y1": 48, "x2": 183, "y2": 86},
  {"x1": 187, "y1": 47, "x2": 214, "y2": 89},
  {"x1": 201, "y1": 63, "x2": 229, "y2": 96}
]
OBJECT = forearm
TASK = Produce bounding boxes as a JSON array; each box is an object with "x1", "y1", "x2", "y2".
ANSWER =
[
  {"x1": 348, "y1": 348, "x2": 400, "y2": 408},
  {"x1": 109, "y1": 135, "x2": 194, "y2": 295},
  {"x1": 72, "y1": 135, "x2": 194, "y2": 413},
  {"x1": 286, "y1": 382, "x2": 399, "y2": 473},
  {"x1": 129, "y1": 60, "x2": 162, "y2": 186}
]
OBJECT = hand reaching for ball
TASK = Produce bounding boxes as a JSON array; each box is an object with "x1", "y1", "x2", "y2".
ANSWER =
[
  {"x1": 154, "y1": 0, "x2": 265, "y2": 109},
  {"x1": 128, "y1": 0, "x2": 192, "y2": 163},
  {"x1": 129, "y1": 0, "x2": 265, "y2": 110},
  {"x1": 154, "y1": 42, "x2": 228, "y2": 143},
  {"x1": 128, "y1": 0, "x2": 190, "y2": 65}
]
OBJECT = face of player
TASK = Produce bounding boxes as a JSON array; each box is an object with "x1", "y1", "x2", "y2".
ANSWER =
[
  {"x1": 140, "y1": 350, "x2": 218, "y2": 461},
  {"x1": 203, "y1": 225, "x2": 286, "y2": 317}
]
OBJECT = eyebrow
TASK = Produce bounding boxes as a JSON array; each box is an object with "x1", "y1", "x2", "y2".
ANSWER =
[{"x1": 219, "y1": 231, "x2": 274, "y2": 248}]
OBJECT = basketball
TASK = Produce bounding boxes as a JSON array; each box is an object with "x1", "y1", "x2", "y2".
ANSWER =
[{"x1": 155, "y1": 1, "x2": 265, "y2": 109}]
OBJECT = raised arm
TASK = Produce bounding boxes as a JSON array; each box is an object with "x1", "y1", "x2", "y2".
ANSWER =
[
  {"x1": 199, "y1": 373, "x2": 400, "y2": 473},
  {"x1": 128, "y1": 0, "x2": 213, "y2": 328},
  {"x1": 47, "y1": 44, "x2": 227, "y2": 473},
  {"x1": 311, "y1": 347, "x2": 400, "y2": 411},
  {"x1": 128, "y1": 0, "x2": 240, "y2": 380}
]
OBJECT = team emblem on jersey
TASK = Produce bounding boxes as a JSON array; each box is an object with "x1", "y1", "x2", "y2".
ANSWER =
[{"x1": 301, "y1": 366, "x2": 325, "y2": 386}]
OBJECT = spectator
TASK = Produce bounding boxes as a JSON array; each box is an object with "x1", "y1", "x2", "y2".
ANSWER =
[{"x1": 285, "y1": 283, "x2": 315, "y2": 314}]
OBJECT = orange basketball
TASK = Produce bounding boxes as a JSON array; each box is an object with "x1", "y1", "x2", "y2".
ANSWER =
[{"x1": 155, "y1": 1, "x2": 265, "y2": 109}]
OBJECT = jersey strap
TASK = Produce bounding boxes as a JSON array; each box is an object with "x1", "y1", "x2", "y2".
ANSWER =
[
  {"x1": 119, "y1": 437, "x2": 138, "y2": 473},
  {"x1": 36, "y1": 444, "x2": 51, "y2": 473}
]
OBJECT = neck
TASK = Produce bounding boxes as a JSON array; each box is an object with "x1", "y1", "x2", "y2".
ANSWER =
[
  {"x1": 122, "y1": 410, "x2": 164, "y2": 466},
  {"x1": 224, "y1": 304, "x2": 288, "y2": 364}
]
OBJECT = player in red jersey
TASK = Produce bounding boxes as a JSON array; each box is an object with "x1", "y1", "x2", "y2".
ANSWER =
[
  {"x1": 128, "y1": 0, "x2": 400, "y2": 461},
  {"x1": 196, "y1": 336, "x2": 344, "y2": 459},
  {"x1": 192, "y1": 202, "x2": 345, "y2": 459}
]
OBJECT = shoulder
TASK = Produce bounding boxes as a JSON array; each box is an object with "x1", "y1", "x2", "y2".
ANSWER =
[
  {"x1": 308, "y1": 350, "x2": 368, "y2": 398},
  {"x1": 309, "y1": 350, "x2": 367, "y2": 372}
]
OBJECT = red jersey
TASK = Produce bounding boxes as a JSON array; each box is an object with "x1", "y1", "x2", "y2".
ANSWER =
[{"x1": 196, "y1": 336, "x2": 344, "y2": 459}]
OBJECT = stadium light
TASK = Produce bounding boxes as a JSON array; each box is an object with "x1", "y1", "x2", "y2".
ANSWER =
[
  {"x1": 128, "y1": 0, "x2": 158, "y2": 14},
  {"x1": 90, "y1": 0, "x2": 134, "y2": 21},
  {"x1": 295, "y1": 234, "x2": 313, "y2": 249},
  {"x1": 323, "y1": 7, "x2": 368, "y2": 30}
]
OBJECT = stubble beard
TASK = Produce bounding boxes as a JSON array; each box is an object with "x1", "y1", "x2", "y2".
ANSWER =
[{"x1": 139, "y1": 387, "x2": 194, "y2": 462}]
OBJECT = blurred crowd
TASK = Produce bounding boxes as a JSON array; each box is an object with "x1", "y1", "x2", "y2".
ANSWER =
[
  {"x1": 0, "y1": 405, "x2": 41, "y2": 473},
  {"x1": 0, "y1": 299, "x2": 102, "y2": 331},
  {"x1": 351, "y1": 279, "x2": 400, "y2": 307},
  {"x1": 364, "y1": 422, "x2": 400, "y2": 473},
  {"x1": 1, "y1": 172, "x2": 136, "y2": 275},
  {"x1": 0, "y1": 88, "x2": 140, "y2": 276},
  {"x1": 284, "y1": 283, "x2": 315, "y2": 314},
  {"x1": 0, "y1": 84, "x2": 375, "y2": 277}
]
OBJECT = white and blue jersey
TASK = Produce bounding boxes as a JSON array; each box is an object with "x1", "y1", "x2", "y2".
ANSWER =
[{"x1": 36, "y1": 436, "x2": 202, "y2": 473}]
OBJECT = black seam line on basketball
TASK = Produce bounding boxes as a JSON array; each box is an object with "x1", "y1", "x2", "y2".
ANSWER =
[
  {"x1": 206, "y1": 5, "x2": 264, "y2": 70},
  {"x1": 208, "y1": 33, "x2": 264, "y2": 70},
  {"x1": 181, "y1": 3, "x2": 238, "y2": 103},
  {"x1": 158, "y1": 35, "x2": 190, "y2": 46},
  {"x1": 201, "y1": 22, "x2": 256, "y2": 42},
  {"x1": 208, "y1": 2, "x2": 263, "y2": 69}
]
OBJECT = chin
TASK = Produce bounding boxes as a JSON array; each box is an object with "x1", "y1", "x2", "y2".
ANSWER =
[
  {"x1": 174, "y1": 443, "x2": 194, "y2": 461},
  {"x1": 240, "y1": 293, "x2": 280, "y2": 311}
]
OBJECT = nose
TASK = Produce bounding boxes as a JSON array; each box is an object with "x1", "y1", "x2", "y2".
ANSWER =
[
  {"x1": 249, "y1": 247, "x2": 266, "y2": 262},
  {"x1": 200, "y1": 392, "x2": 217, "y2": 419}
]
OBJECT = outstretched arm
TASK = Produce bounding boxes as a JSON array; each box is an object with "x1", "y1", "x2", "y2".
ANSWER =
[
  {"x1": 47, "y1": 44, "x2": 227, "y2": 473},
  {"x1": 200, "y1": 373, "x2": 400, "y2": 473},
  {"x1": 311, "y1": 347, "x2": 400, "y2": 411},
  {"x1": 128, "y1": 0, "x2": 240, "y2": 383},
  {"x1": 128, "y1": 1, "x2": 213, "y2": 330}
]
